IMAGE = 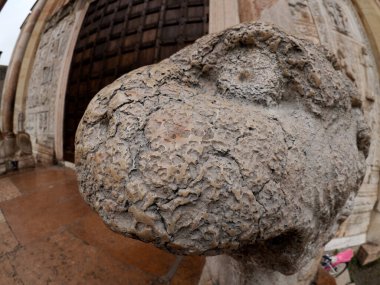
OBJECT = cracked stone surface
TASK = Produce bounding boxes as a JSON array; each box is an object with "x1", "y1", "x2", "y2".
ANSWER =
[{"x1": 75, "y1": 22, "x2": 369, "y2": 274}]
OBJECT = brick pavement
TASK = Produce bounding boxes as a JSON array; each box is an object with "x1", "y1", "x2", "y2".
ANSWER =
[{"x1": 0, "y1": 166, "x2": 204, "y2": 285}]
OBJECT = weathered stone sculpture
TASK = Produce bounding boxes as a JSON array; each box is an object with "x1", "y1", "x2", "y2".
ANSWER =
[{"x1": 75, "y1": 22, "x2": 369, "y2": 281}]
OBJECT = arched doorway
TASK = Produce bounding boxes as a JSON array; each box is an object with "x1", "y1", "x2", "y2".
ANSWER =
[{"x1": 63, "y1": 0, "x2": 209, "y2": 162}]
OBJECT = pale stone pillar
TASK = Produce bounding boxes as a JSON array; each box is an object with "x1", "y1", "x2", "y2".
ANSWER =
[
  {"x1": 13, "y1": 0, "x2": 65, "y2": 134},
  {"x1": 209, "y1": 0, "x2": 240, "y2": 33},
  {"x1": 238, "y1": 0, "x2": 296, "y2": 38},
  {"x1": 367, "y1": 163, "x2": 380, "y2": 245},
  {"x1": 54, "y1": 0, "x2": 90, "y2": 161},
  {"x1": 0, "y1": 0, "x2": 47, "y2": 135}
]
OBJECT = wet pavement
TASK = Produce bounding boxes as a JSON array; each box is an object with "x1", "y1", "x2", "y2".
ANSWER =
[
  {"x1": 349, "y1": 256, "x2": 380, "y2": 285},
  {"x1": 0, "y1": 166, "x2": 204, "y2": 285}
]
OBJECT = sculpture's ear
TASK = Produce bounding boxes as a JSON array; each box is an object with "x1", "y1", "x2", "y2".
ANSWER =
[{"x1": 353, "y1": 107, "x2": 371, "y2": 158}]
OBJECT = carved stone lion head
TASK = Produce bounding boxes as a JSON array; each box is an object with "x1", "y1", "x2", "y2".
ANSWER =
[{"x1": 75, "y1": 22, "x2": 369, "y2": 274}]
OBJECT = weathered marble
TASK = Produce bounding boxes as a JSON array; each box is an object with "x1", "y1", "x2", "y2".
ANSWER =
[{"x1": 76, "y1": 22, "x2": 368, "y2": 274}]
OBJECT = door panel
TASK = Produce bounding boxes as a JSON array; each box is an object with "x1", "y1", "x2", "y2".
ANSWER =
[{"x1": 63, "y1": 0, "x2": 209, "y2": 162}]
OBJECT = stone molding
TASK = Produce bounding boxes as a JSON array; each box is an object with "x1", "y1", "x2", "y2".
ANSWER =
[{"x1": 54, "y1": 0, "x2": 90, "y2": 161}]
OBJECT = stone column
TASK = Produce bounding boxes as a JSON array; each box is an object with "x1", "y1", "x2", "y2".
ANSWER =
[
  {"x1": 13, "y1": 0, "x2": 65, "y2": 134},
  {"x1": 54, "y1": 0, "x2": 90, "y2": 161},
  {"x1": 1, "y1": 0, "x2": 47, "y2": 136},
  {"x1": 0, "y1": 0, "x2": 48, "y2": 173},
  {"x1": 367, "y1": 163, "x2": 380, "y2": 245},
  {"x1": 209, "y1": 0, "x2": 240, "y2": 33}
]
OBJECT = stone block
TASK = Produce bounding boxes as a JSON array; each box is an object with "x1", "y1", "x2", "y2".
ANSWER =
[
  {"x1": 357, "y1": 243, "x2": 380, "y2": 266},
  {"x1": 17, "y1": 155, "x2": 35, "y2": 170}
]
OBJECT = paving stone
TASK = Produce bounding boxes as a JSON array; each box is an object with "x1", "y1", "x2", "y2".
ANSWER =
[
  {"x1": 67, "y1": 211, "x2": 205, "y2": 283},
  {"x1": 9, "y1": 231, "x2": 155, "y2": 285},
  {"x1": 8, "y1": 167, "x2": 77, "y2": 195},
  {"x1": 336, "y1": 268, "x2": 351, "y2": 285},
  {"x1": 0, "y1": 255, "x2": 23, "y2": 285},
  {"x1": 1, "y1": 180, "x2": 90, "y2": 245},
  {"x1": 0, "y1": 178, "x2": 21, "y2": 202},
  {"x1": 68, "y1": 211, "x2": 179, "y2": 276},
  {"x1": 0, "y1": 166, "x2": 204, "y2": 284},
  {"x1": 0, "y1": 222, "x2": 19, "y2": 255},
  {"x1": 171, "y1": 255, "x2": 206, "y2": 285}
]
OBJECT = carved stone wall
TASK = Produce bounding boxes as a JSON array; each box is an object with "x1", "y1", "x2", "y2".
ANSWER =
[
  {"x1": 238, "y1": 0, "x2": 380, "y2": 244},
  {"x1": 25, "y1": 4, "x2": 76, "y2": 163}
]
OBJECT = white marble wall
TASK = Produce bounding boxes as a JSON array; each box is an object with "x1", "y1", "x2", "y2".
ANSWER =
[{"x1": 238, "y1": 0, "x2": 380, "y2": 242}]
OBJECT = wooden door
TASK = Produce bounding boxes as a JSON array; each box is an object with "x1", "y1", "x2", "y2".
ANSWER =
[{"x1": 63, "y1": 0, "x2": 209, "y2": 162}]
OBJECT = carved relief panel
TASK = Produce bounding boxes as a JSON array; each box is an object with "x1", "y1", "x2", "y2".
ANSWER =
[
  {"x1": 288, "y1": 0, "x2": 319, "y2": 44},
  {"x1": 238, "y1": 0, "x2": 380, "y2": 241},
  {"x1": 25, "y1": 4, "x2": 76, "y2": 162}
]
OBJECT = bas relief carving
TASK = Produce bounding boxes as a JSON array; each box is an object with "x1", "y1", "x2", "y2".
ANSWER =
[
  {"x1": 283, "y1": 0, "x2": 380, "y2": 237},
  {"x1": 25, "y1": 6, "x2": 75, "y2": 156},
  {"x1": 324, "y1": 0, "x2": 349, "y2": 35}
]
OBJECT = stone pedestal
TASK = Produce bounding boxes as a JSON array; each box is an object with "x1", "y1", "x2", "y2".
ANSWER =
[
  {"x1": 198, "y1": 254, "x2": 321, "y2": 285},
  {"x1": 17, "y1": 155, "x2": 35, "y2": 170},
  {"x1": 0, "y1": 160, "x2": 6, "y2": 175},
  {"x1": 0, "y1": 131, "x2": 35, "y2": 175}
]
